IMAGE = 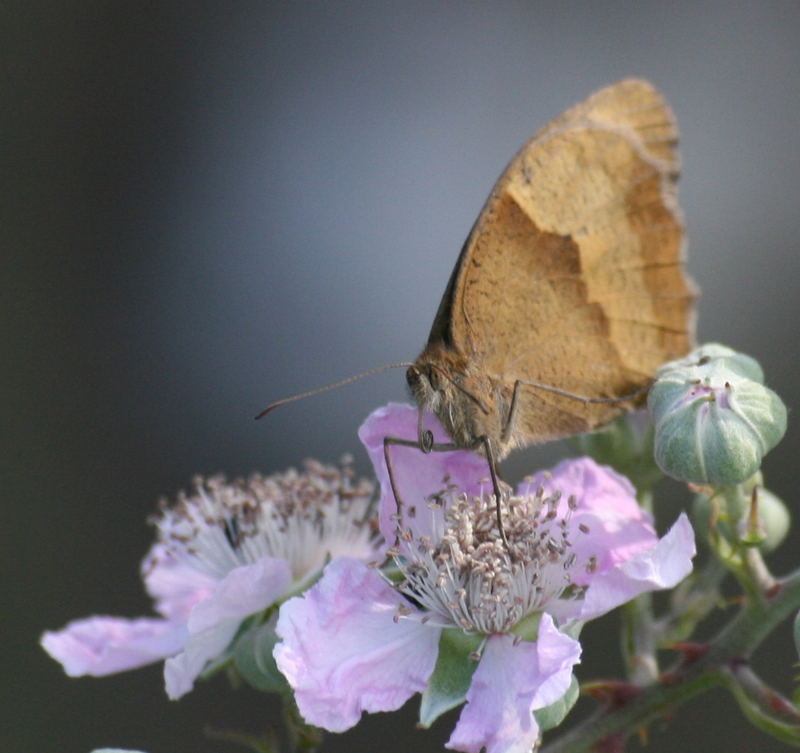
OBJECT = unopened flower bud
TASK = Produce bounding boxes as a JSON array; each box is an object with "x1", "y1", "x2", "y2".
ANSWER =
[
  {"x1": 693, "y1": 480, "x2": 789, "y2": 552},
  {"x1": 648, "y1": 345, "x2": 786, "y2": 485},
  {"x1": 746, "y1": 486, "x2": 790, "y2": 552},
  {"x1": 659, "y1": 343, "x2": 765, "y2": 383}
]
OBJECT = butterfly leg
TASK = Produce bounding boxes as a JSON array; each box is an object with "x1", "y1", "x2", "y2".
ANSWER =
[
  {"x1": 383, "y1": 423, "x2": 446, "y2": 523},
  {"x1": 501, "y1": 378, "x2": 654, "y2": 445},
  {"x1": 383, "y1": 435, "x2": 423, "y2": 544},
  {"x1": 383, "y1": 433, "x2": 510, "y2": 550},
  {"x1": 429, "y1": 435, "x2": 509, "y2": 549},
  {"x1": 469, "y1": 435, "x2": 509, "y2": 550},
  {"x1": 501, "y1": 379, "x2": 526, "y2": 447}
]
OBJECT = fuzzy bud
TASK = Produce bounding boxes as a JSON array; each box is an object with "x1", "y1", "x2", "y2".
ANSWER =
[{"x1": 648, "y1": 344, "x2": 786, "y2": 485}]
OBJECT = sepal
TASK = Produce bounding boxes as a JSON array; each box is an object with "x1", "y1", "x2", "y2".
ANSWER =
[
  {"x1": 232, "y1": 614, "x2": 288, "y2": 693},
  {"x1": 533, "y1": 675, "x2": 580, "y2": 732},
  {"x1": 418, "y1": 629, "x2": 482, "y2": 728}
]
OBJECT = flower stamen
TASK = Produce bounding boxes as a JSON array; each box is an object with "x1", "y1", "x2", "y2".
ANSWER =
[
  {"x1": 147, "y1": 458, "x2": 377, "y2": 583},
  {"x1": 392, "y1": 483, "x2": 587, "y2": 634}
]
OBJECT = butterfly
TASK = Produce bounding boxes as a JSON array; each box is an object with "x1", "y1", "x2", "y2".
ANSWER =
[{"x1": 397, "y1": 78, "x2": 696, "y2": 498}]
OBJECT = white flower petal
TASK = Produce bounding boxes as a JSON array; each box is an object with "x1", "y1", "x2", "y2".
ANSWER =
[
  {"x1": 274, "y1": 557, "x2": 441, "y2": 732},
  {"x1": 448, "y1": 615, "x2": 581, "y2": 753}
]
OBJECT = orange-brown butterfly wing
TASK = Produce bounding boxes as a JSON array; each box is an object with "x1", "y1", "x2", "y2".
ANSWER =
[{"x1": 428, "y1": 78, "x2": 696, "y2": 444}]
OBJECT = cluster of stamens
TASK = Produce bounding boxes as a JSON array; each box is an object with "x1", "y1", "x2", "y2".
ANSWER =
[
  {"x1": 146, "y1": 458, "x2": 376, "y2": 581},
  {"x1": 392, "y1": 481, "x2": 593, "y2": 634}
]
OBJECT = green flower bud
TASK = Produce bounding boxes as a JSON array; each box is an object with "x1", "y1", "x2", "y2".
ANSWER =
[
  {"x1": 747, "y1": 486, "x2": 790, "y2": 553},
  {"x1": 693, "y1": 482, "x2": 789, "y2": 552},
  {"x1": 648, "y1": 345, "x2": 787, "y2": 485},
  {"x1": 658, "y1": 342, "x2": 765, "y2": 384}
]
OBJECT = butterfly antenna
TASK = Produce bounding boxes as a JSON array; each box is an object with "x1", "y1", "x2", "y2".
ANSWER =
[{"x1": 255, "y1": 362, "x2": 415, "y2": 420}]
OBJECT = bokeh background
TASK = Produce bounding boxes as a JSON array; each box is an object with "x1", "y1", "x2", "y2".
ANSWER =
[{"x1": 6, "y1": 2, "x2": 800, "y2": 752}]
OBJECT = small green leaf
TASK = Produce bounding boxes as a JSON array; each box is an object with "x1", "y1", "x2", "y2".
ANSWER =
[
  {"x1": 233, "y1": 615, "x2": 288, "y2": 693},
  {"x1": 419, "y1": 629, "x2": 482, "y2": 728},
  {"x1": 511, "y1": 611, "x2": 542, "y2": 642},
  {"x1": 533, "y1": 675, "x2": 580, "y2": 732}
]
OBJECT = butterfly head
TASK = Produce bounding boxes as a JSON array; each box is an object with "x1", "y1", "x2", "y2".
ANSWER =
[
  {"x1": 407, "y1": 348, "x2": 481, "y2": 422},
  {"x1": 405, "y1": 361, "x2": 446, "y2": 413},
  {"x1": 407, "y1": 348, "x2": 498, "y2": 452}
]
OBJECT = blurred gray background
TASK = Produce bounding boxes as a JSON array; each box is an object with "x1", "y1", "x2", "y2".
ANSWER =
[{"x1": 5, "y1": 2, "x2": 800, "y2": 752}]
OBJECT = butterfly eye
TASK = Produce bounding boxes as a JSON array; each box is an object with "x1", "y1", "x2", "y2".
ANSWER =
[
  {"x1": 427, "y1": 366, "x2": 442, "y2": 391},
  {"x1": 406, "y1": 366, "x2": 422, "y2": 390}
]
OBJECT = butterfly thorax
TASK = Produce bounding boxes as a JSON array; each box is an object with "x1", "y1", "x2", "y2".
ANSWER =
[{"x1": 407, "y1": 344, "x2": 511, "y2": 459}]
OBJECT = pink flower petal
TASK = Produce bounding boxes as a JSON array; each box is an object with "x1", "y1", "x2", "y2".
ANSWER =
[
  {"x1": 164, "y1": 621, "x2": 240, "y2": 699},
  {"x1": 358, "y1": 403, "x2": 489, "y2": 548},
  {"x1": 164, "y1": 557, "x2": 292, "y2": 699},
  {"x1": 188, "y1": 557, "x2": 291, "y2": 632},
  {"x1": 448, "y1": 614, "x2": 581, "y2": 753},
  {"x1": 274, "y1": 556, "x2": 441, "y2": 732},
  {"x1": 41, "y1": 616, "x2": 187, "y2": 677},
  {"x1": 142, "y1": 544, "x2": 216, "y2": 621},
  {"x1": 576, "y1": 512, "x2": 696, "y2": 621},
  {"x1": 522, "y1": 458, "x2": 658, "y2": 579}
]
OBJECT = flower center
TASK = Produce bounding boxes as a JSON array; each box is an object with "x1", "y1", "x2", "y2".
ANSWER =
[
  {"x1": 394, "y1": 483, "x2": 590, "y2": 634},
  {"x1": 149, "y1": 458, "x2": 376, "y2": 582}
]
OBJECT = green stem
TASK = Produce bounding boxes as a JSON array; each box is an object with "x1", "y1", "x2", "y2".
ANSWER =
[
  {"x1": 621, "y1": 594, "x2": 658, "y2": 684},
  {"x1": 620, "y1": 490, "x2": 658, "y2": 684},
  {"x1": 742, "y1": 546, "x2": 777, "y2": 595},
  {"x1": 720, "y1": 663, "x2": 800, "y2": 743},
  {"x1": 541, "y1": 569, "x2": 800, "y2": 753},
  {"x1": 654, "y1": 556, "x2": 727, "y2": 643}
]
